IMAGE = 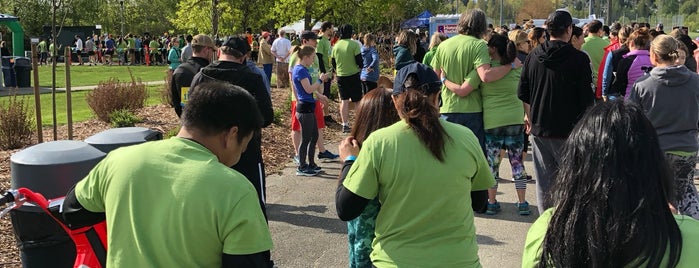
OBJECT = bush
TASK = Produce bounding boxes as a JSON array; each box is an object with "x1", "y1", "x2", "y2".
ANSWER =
[
  {"x1": 273, "y1": 109, "x2": 284, "y2": 125},
  {"x1": 329, "y1": 84, "x2": 340, "y2": 100},
  {"x1": 87, "y1": 73, "x2": 147, "y2": 122},
  {"x1": 0, "y1": 94, "x2": 35, "y2": 150},
  {"x1": 109, "y1": 109, "x2": 142, "y2": 128}
]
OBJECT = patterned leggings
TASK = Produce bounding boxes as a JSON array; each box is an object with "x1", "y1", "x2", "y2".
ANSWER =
[
  {"x1": 347, "y1": 198, "x2": 380, "y2": 268},
  {"x1": 666, "y1": 153, "x2": 699, "y2": 220},
  {"x1": 485, "y1": 125, "x2": 526, "y2": 190}
]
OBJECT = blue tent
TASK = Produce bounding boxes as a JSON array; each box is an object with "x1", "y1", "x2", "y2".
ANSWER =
[{"x1": 401, "y1": 10, "x2": 432, "y2": 29}]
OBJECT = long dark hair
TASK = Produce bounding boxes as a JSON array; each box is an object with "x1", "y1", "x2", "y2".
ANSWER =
[
  {"x1": 350, "y1": 88, "x2": 400, "y2": 146},
  {"x1": 488, "y1": 34, "x2": 516, "y2": 65},
  {"x1": 394, "y1": 74, "x2": 449, "y2": 161},
  {"x1": 539, "y1": 101, "x2": 681, "y2": 267}
]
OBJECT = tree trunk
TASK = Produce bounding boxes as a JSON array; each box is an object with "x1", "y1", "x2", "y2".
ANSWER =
[{"x1": 212, "y1": 0, "x2": 219, "y2": 37}]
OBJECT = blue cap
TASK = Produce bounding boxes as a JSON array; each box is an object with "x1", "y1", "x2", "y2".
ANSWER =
[{"x1": 392, "y1": 62, "x2": 442, "y2": 96}]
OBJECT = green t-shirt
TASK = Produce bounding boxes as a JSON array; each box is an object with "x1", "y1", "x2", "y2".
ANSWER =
[
  {"x1": 422, "y1": 47, "x2": 438, "y2": 69},
  {"x1": 581, "y1": 35, "x2": 609, "y2": 71},
  {"x1": 317, "y1": 35, "x2": 332, "y2": 70},
  {"x1": 288, "y1": 51, "x2": 320, "y2": 101},
  {"x1": 344, "y1": 120, "x2": 495, "y2": 267},
  {"x1": 481, "y1": 62, "x2": 523, "y2": 129},
  {"x1": 431, "y1": 34, "x2": 491, "y2": 113},
  {"x1": 523, "y1": 208, "x2": 699, "y2": 267},
  {"x1": 331, "y1": 39, "x2": 361, "y2": 76},
  {"x1": 38, "y1": 41, "x2": 47, "y2": 53},
  {"x1": 127, "y1": 38, "x2": 136, "y2": 49},
  {"x1": 75, "y1": 138, "x2": 273, "y2": 267}
]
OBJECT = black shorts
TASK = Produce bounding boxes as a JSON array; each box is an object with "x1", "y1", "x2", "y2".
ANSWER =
[
  {"x1": 337, "y1": 73, "x2": 362, "y2": 102},
  {"x1": 87, "y1": 51, "x2": 95, "y2": 56}
]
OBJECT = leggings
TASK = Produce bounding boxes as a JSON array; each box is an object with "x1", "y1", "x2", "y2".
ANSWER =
[
  {"x1": 666, "y1": 152, "x2": 699, "y2": 220},
  {"x1": 296, "y1": 112, "x2": 318, "y2": 166},
  {"x1": 485, "y1": 125, "x2": 526, "y2": 190}
]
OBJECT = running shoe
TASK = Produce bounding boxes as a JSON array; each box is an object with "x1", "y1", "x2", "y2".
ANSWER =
[
  {"x1": 318, "y1": 150, "x2": 339, "y2": 160},
  {"x1": 517, "y1": 201, "x2": 531, "y2": 216},
  {"x1": 485, "y1": 202, "x2": 501, "y2": 215},
  {"x1": 296, "y1": 165, "x2": 319, "y2": 176}
]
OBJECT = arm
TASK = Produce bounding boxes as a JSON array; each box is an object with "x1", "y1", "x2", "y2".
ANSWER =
[
  {"x1": 336, "y1": 160, "x2": 371, "y2": 221},
  {"x1": 299, "y1": 76, "x2": 322, "y2": 94},
  {"x1": 441, "y1": 69, "x2": 479, "y2": 97},
  {"x1": 62, "y1": 186, "x2": 106, "y2": 229},
  {"x1": 517, "y1": 58, "x2": 531, "y2": 104},
  {"x1": 317, "y1": 53, "x2": 326, "y2": 73},
  {"x1": 170, "y1": 70, "x2": 183, "y2": 117},
  {"x1": 601, "y1": 53, "x2": 614, "y2": 98},
  {"x1": 523, "y1": 103, "x2": 531, "y2": 134},
  {"x1": 476, "y1": 62, "x2": 517, "y2": 82},
  {"x1": 369, "y1": 48, "x2": 379, "y2": 72},
  {"x1": 354, "y1": 53, "x2": 363, "y2": 69},
  {"x1": 331, "y1": 58, "x2": 337, "y2": 73},
  {"x1": 222, "y1": 252, "x2": 273, "y2": 268}
]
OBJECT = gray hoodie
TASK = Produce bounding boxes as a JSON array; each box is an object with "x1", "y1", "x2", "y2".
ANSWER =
[{"x1": 629, "y1": 65, "x2": 699, "y2": 152}]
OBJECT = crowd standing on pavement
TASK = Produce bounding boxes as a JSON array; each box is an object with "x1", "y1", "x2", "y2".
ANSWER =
[{"x1": 51, "y1": 6, "x2": 699, "y2": 267}]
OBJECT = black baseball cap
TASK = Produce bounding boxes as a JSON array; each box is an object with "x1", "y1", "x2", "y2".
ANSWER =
[
  {"x1": 222, "y1": 36, "x2": 250, "y2": 55},
  {"x1": 546, "y1": 10, "x2": 575, "y2": 31},
  {"x1": 392, "y1": 62, "x2": 442, "y2": 96},
  {"x1": 300, "y1": 31, "x2": 320, "y2": 40}
]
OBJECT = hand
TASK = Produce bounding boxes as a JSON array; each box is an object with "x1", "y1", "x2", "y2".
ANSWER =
[
  {"x1": 367, "y1": 67, "x2": 373, "y2": 73},
  {"x1": 317, "y1": 94, "x2": 329, "y2": 104},
  {"x1": 339, "y1": 136, "x2": 360, "y2": 161},
  {"x1": 319, "y1": 73, "x2": 328, "y2": 82},
  {"x1": 513, "y1": 58, "x2": 523, "y2": 69},
  {"x1": 524, "y1": 114, "x2": 531, "y2": 135}
]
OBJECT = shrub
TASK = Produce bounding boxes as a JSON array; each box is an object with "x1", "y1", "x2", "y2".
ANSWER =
[
  {"x1": 87, "y1": 72, "x2": 147, "y2": 122},
  {"x1": 0, "y1": 94, "x2": 35, "y2": 150},
  {"x1": 273, "y1": 109, "x2": 284, "y2": 125},
  {"x1": 329, "y1": 84, "x2": 340, "y2": 100},
  {"x1": 165, "y1": 126, "x2": 181, "y2": 138},
  {"x1": 109, "y1": 109, "x2": 142, "y2": 128}
]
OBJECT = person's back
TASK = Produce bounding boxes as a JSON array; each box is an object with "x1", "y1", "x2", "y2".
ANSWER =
[
  {"x1": 332, "y1": 38, "x2": 361, "y2": 76},
  {"x1": 63, "y1": 82, "x2": 273, "y2": 267},
  {"x1": 522, "y1": 100, "x2": 699, "y2": 267},
  {"x1": 74, "y1": 139, "x2": 271, "y2": 267},
  {"x1": 518, "y1": 37, "x2": 593, "y2": 138}
]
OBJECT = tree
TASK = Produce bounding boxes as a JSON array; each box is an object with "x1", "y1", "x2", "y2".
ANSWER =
[{"x1": 517, "y1": 0, "x2": 555, "y2": 22}]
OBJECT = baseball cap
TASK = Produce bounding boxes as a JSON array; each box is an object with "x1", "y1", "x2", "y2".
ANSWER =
[
  {"x1": 392, "y1": 62, "x2": 442, "y2": 96},
  {"x1": 190, "y1": 34, "x2": 216, "y2": 49},
  {"x1": 222, "y1": 36, "x2": 250, "y2": 55},
  {"x1": 545, "y1": 10, "x2": 575, "y2": 31},
  {"x1": 300, "y1": 31, "x2": 320, "y2": 40}
]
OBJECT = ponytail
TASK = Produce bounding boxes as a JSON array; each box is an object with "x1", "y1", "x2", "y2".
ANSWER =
[
  {"x1": 394, "y1": 75, "x2": 450, "y2": 161},
  {"x1": 503, "y1": 40, "x2": 517, "y2": 65}
]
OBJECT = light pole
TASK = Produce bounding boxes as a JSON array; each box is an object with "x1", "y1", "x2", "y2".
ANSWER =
[{"x1": 119, "y1": 0, "x2": 124, "y2": 37}]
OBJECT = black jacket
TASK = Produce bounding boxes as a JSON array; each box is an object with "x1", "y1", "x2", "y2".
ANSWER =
[
  {"x1": 190, "y1": 61, "x2": 274, "y2": 208},
  {"x1": 518, "y1": 40, "x2": 594, "y2": 138},
  {"x1": 170, "y1": 57, "x2": 210, "y2": 117}
]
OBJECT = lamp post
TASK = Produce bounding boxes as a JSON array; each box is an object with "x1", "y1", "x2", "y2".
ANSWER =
[{"x1": 119, "y1": 0, "x2": 124, "y2": 37}]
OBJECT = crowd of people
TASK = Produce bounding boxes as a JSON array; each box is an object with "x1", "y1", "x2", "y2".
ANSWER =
[{"x1": 52, "y1": 6, "x2": 699, "y2": 268}]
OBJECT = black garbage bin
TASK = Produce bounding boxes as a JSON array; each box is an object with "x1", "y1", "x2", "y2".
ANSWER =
[
  {"x1": 13, "y1": 57, "x2": 32, "y2": 88},
  {"x1": 2, "y1": 56, "x2": 16, "y2": 87},
  {"x1": 85, "y1": 127, "x2": 163, "y2": 154},
  {"x1": 10, "y1": 140, "x2": 106, "y2": 268}
]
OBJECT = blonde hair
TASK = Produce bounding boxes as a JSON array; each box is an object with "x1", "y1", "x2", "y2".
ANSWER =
[
  {"x1": 428, "y1": 32, "x2": 447, "y2": 50},
  {"x1": 651, "y1": 35, "x2": 681, "y2": 64},
  {"x1": 363, "y1": 33, "x2": 375, "y2": 47},
  {"x1": 397, "y1": 30, "x2": 417, "y2": 55}
]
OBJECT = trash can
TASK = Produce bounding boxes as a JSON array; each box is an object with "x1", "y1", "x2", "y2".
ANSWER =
[
  {"x1": 85, "y1": 127, "x2": 163, "y2": 154},
  {"x1": 2, "y1": 56, "x2": 16, "y2": 87},
  {"x1": 13, "y1": 57, "x2": 32, "y2": 88},
  {"x1": 10, "y1": 140, "x2": 106, "y2": 268}
]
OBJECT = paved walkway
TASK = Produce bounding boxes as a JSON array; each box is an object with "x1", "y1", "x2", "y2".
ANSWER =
[
  {"x1": 266, "y1": 141, "x2": 539, "y2": 267},
  {"x1": 0, "y1": 81, "x2": 166, "y2": 97}
]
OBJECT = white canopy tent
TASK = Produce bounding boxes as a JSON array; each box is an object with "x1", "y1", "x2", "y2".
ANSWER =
[{"x1": 279, "y1": 20, "x2": 325, "y2": 34}]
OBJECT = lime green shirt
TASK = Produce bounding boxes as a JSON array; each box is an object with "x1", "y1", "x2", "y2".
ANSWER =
[
  {"x1": 288, "y1": 51, "x2": 319, "y2": 101},
  {"x1": 523, "y1": 209, "x2": 699, "y2": 268},
  {"x1": 127, "y1": 38, "x2": 136, "y2": 49},
  {"x1": 344, "y1": 120, "x2": 495, "y2": 267},
  {"x1": 582, "y1": 35, "x2": 609, "y2": 71},
  {"x1": 38, "y1": 41, "x2": 47, "y2": 53},
  {"x1": 422, "y1": 47, "x2": 438, "y2": 69},
  {"x1": 75, "y1": 138, "x2": 273, "y2": 267},
  {"x1": 317, "y1": 35, "x2": 332, "y2": 70},
  {"x1": 431, "y1": 35, "x2": 491, "y2": 113},
  {"x1": 331, "y1": 39, "x2": 361, "y2": 76},
  {"x1": 481, "y1": 62, "x2": 523, "y2": 129}
]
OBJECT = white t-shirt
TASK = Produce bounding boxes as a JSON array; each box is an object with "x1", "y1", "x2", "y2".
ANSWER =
[
  {"x1": 271, "y1": 37, "x2": 292, "y2": 63},
  {"x1": 76, "y1": 38, "x2": 84, "y2": 51}
]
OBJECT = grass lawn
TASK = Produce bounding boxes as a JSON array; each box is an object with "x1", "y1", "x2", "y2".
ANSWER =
[
  {"x1": 35, "y1": 65, "x2": 169, "y2": 87},
  {"x1": 0, "y1": 85, "x2": 164, "y2": 126}
]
